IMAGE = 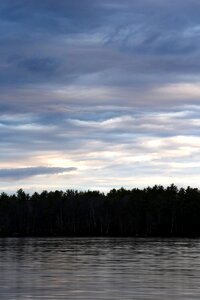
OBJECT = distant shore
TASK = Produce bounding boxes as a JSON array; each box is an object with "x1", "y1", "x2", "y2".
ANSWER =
[{"x1": 0, "y1": 184, "x2": 199, "y2": 237}]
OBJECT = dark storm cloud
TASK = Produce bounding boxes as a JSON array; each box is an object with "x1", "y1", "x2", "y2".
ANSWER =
[{"x1": 0, "y1": 166, "x2": 77, "y2": 180}]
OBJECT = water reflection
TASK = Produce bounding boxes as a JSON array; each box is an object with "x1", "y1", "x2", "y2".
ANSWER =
[{"x1": 0, "y1": 238, "x2": 199, "y2": 299}]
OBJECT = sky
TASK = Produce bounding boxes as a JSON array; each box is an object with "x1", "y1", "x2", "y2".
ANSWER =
[{"x1": 1, "y1": 0, "x2": 200, "y2": 193}]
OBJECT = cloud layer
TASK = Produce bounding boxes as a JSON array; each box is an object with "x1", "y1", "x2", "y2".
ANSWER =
[{"x1": 0, "y1": 0, "x2": 200, "y2": 192}]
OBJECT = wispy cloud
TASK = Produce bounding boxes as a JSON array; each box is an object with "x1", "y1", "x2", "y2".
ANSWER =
[{"x1": 0, "y1": 166, "x2": 77, "y2": 180}]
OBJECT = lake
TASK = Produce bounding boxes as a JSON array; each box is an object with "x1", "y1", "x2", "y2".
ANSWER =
[{"x1": 0, "y1": 238, "x2": 199, "y2": 299}]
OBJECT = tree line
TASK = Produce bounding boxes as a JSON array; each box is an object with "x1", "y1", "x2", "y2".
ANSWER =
[{"x1": 0, "y1": 184, "x2": 200, "y2": 237}]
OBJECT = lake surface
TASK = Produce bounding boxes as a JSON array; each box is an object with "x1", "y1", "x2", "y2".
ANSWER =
[{"x1": 0, "y1": 238, "x2": 199, "y2": 299}]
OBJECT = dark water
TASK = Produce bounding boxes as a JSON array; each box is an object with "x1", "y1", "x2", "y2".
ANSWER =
[{"x1": 0, "y1": 238, "x2": 199, "y2": 299}]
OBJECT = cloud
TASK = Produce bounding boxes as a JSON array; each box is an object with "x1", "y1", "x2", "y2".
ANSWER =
[
  {"x1": 17, "y1": 57, "x2": 61, "y2": 74},
  {"x1": 0, "y1": 0, "x2": 200, "y2": 191},
  {"x1": 0, "y1": 0, "x2": 200, "y2": 114},
  {"x1": 0, "y1": 166, "x2": 77, "y2": 180}
]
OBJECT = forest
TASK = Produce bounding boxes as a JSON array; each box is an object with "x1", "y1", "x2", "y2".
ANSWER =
[{"x1": 0, "y1": 184, "x2": 200, "y2": 237}]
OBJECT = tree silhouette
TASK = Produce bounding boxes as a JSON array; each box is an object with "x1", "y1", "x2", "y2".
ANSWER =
[{"x1": 0, "y1": 185, "x2": 200, "y2": 236}]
